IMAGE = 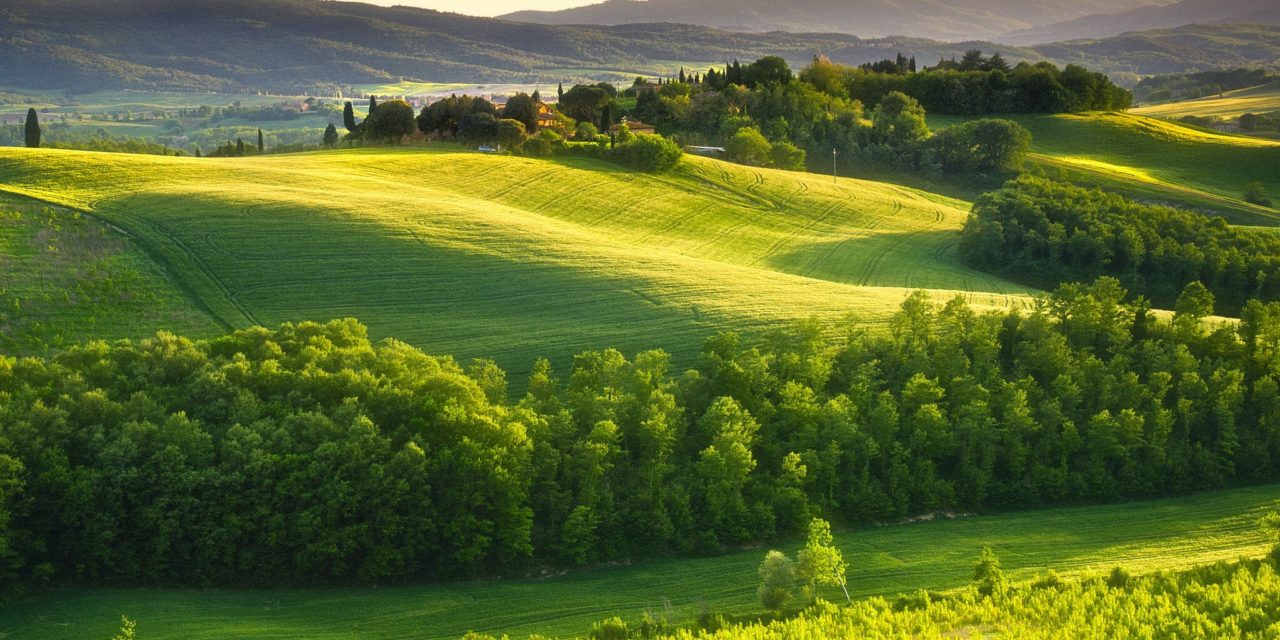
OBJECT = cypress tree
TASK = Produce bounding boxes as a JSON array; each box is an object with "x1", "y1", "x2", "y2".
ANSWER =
[
  {"x1": 532, "y1": 89, "x2": 541, "y2": 104},
  {"x1": 368, "y1": 95, "x2": 378, "y2": 116},
  {"x1": 24, "y1": 108, "x2": 40, "y2": 148},
  {"x1": 323, "y1": 123, "x2": 339, "y2": 147},
  {"x1": 679, "y1": 67, "x2": 686, "y2": 83},
  {"x1": 195, "y1": 146, "x2": 202, "y2": 158},
  {"x1": 343, "y1": 101, "x2": 357, "y2": 132},
  {"x1": 599, "y1": 102, "x2": 612, "y2": 132},
  {"x1": 236, "y1": 138, "x2": 245, "y2": 156},
  {"x1": 257, "y1": 128, "x2": 264, "y2": 153},
  {"x1": 557, "y1": 82, "x2": 564, "y2": 101}
]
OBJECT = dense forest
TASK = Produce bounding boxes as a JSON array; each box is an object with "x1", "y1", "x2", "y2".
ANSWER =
[
  {"x1": 3, "y1": 280, "x2": 1279, "y2": 588},
  {"x1": 960, "y1": 176, "x2": 1280, "y2": 312}
]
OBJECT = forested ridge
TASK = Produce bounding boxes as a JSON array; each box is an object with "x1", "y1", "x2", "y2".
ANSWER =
[{"x1": 2, "y1": 280, "x2": 1279, "y2": 588}]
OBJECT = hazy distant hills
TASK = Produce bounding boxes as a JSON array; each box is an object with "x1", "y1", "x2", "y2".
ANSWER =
[
  {"x1": 1, "y1": 0, "x2": 1277, "y2": 93},
  {"x1": 500, "y1": 0, "x2": 1168, "y2": 42},
  {"x1": 1001, "y1": 0, "x2": 1280, "y2": 45}
]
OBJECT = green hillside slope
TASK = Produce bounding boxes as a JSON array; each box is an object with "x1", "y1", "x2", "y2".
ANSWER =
[
  {"x1": 0, "y1": 196, "x2": 218, "y2": 351},
  {"x1": 932, "y1": 111, "x2": 1280, "y2": 224},
  {"x1": 3, "y1": 483, "x2": 1276, "y2": 640},
  {"x1": 0, "y1": 147, "x2": 1032, "y2": 379}
]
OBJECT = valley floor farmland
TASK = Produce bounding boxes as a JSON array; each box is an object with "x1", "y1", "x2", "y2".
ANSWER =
[
  {"x1": 0, "y1": 147, "x2": 1031, "y2": 380},
  {"x1": 2, "y1": 484, "x2": 1277, "y2": 640}
]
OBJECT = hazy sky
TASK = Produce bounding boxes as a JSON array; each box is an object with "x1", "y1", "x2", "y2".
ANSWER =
[{"x1": 356, "y1": 0, "x2": 601, "y2": 17}]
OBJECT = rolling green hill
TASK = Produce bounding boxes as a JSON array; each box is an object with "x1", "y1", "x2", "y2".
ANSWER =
[
  {"x1": 2, "y1": 483, "x2": 1276, "y2": 639},
  {"x1": 0, "y1": 146, "x2": 1033, "y2": 380},
  {"x1": 931, "y1": 111, "x2": 1280, "y2": 224}
]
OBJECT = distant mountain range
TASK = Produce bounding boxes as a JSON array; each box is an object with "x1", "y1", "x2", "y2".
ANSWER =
[
  {"x1": 1, "y1": 0, "x2": 1277, "y2": 93},
  {"x1": 1001, "y1": 0, "x2": 1280, "y2": 45},
  {"x1": 500, "y1": 0, "x2": 1168, "y2": 43}
]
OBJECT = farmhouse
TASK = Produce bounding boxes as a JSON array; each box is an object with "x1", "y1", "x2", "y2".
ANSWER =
[{"x1": 610, "y1": 118, "x2": 656, "y2": 135}]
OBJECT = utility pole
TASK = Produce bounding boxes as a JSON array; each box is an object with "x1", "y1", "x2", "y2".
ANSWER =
[{"x1": 832, "y1": 148, "x2": 838, "y2": 184}]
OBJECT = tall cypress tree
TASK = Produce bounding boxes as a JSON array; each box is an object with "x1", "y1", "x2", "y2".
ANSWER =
[
  {"x1": 257, "y1": 129, "x2": 264, "y2": 153},
  {"x1": 368, "y1": 95, "x2": 378, "y2": 116},
  {"x1": 24, "y1": 108, "x2": 40, "y2": 148},
  {"x1": 195, "y1": 146, "x2": 202, "y2": 158},
  {"x1": 532, "y1": 89, "x2": 541, "y2": 104},
  {"x1": 557, "y1": 82, "x2": 564, "y2": 101},
  {"x1": 599, "y1": 102, "x2": 612, "y2": 132},
  {"x1": 343, "y1": 101, "x2": 357, "y2": 132}
]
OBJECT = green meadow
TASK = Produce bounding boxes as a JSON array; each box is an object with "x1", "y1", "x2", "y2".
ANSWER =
[
  {"x1": 2, "y1": 484, "x2": 1276, "y2": 640},
  {"x1": 0, "y1": 146, "x2": 1033, "y2": 380}
]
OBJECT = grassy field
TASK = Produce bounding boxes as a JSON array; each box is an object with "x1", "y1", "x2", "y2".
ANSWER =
[
  {"x1": 0, "y1": 196, "x2": 218, "y2": 352},
  {"x1": 930, "y1": 111, "x2": 1280, "y2": 225},
  {"x1": 2, "y1": 483, "x2": 1277, "y2": 640},
  {"x1": 1132, "y1": 80, "x2": 1280, "y2": 119},
  {"x1": 0, "y1": 146, "x2": 1032, "y2": 381}
]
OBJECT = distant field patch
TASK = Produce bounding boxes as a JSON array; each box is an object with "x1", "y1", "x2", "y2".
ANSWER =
[{"x1": 1132, "y1": 80, "x2": 1280, "y2": 119}]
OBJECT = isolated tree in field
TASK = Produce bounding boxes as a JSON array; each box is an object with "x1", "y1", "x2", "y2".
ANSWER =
[
  {"x1": 496, "y1": 118, "x2": 527, "y2": 150},
  {"x1": 257, "y1": 128, "x2": 264, "y2": 153},
  {"x1": 323, "y1": 123, "x2": 339, "y2": 147},
  {"x1": 363, "y1": 99, "x2": 416, "y2": 143},
  {"x1": 111, "y1": 616, "x2": 136, "y2": 640},
  {"x1": 24, "y1": 108, "x2": 40, "y2": 148},
  {"x1": 343, "y1": 101, "x2": 357, "y2": 132},
  {"x1": 1245, "y1": 182, "x2": 1272, "y2": 207},
  {"x1": 195, "y1": 146, "x2": 202, "y2": 158},
  {"x1": 758, "y1": 550, "x2": 796, "y2": 612},
  {"x1": 726, "y1": 127, "x2": 772, "y2": 166},
  {"x1": 973, "y1": 547, "x2": 1007, "y2": 597},
  {"x1": 503, "y1": 93, "x2": 540, "y2": 132},
  {"x1": 797, "y1": 517, "x2": 850, "y2": 603}
]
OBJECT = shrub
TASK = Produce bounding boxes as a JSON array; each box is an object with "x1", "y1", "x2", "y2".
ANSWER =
[{"x1": 609, "y1": 134, "x2": 683, "y2": 172}]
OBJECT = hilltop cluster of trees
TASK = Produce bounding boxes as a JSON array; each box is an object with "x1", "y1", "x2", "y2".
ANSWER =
[
  {"x1": 631, "y1": 56, "x2": 1055, "y2": 176},
  {"x1": 3, "y1": 280, "x2": 1280, "y2": 587},
  {"x1": 960, "y1": 176, "x2": 1280, "y2": 312},
  {"x1": 342, "y1": 92, "x2": 679, "y2": 171},
  {"x1": 828, "y1": 52, "x2": 1133, "y2": 114}
]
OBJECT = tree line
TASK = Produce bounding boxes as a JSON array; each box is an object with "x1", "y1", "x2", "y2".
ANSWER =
[
  {"x1": 960, "y1": 175, "x2": 1280, "y2": 312},
  {"x1": 3, "y1": 278, "x2": 1279, "y2": 588}
]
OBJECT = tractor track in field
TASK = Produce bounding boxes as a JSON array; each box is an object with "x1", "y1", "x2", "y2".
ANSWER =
[
  {"x1": 854, "y1": 206, "x2": 945, "y2": 287},
  {"x1": 750, "y1": 188, "x2": 862, "y2": 268},
  {"x1": 128, "y1": 209, "x2": 261, "y2": 327}
]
